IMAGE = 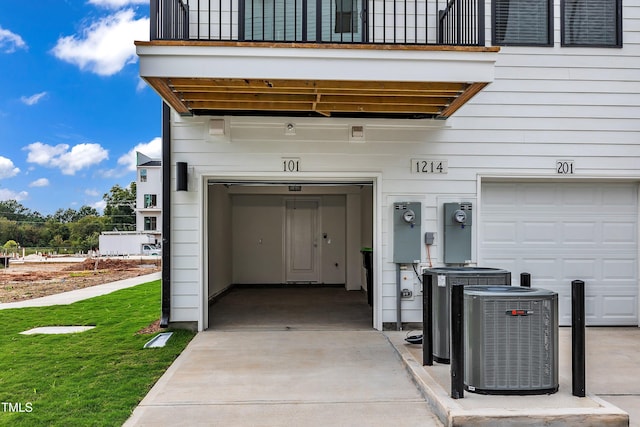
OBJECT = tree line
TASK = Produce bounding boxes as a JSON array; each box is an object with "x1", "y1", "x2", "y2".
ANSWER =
[{"x1": 0, "y1": 183, "x2": 136, "y2": 254}]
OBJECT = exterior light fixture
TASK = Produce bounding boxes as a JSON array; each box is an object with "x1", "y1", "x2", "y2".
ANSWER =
[
  {"x1": 176, "y1": 162, "x2": 188, "y2": 191},
  {"x1": 209, "y1": 119, "x2": 225, "y2": 135},
  {"x1": 285, "y1": 123, "x2": 296, "y2": 135}
]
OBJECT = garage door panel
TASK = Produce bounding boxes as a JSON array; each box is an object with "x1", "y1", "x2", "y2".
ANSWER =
[
  {"x1": 523, "y1": 186, "x2": 558, "y2": 206},
  {"x1": 559, "y1": 294, "x2": 572, "y2": 325},
  {"x1": 585, "y1": 295, "x2": 599, "y2": 320},
  {"x1": 483, "y1": 221, "x2": 517, "y2": 243},
  {"x1": 603, "y1": 185, "x2": 638, "y2": 207},
  {"x1": 562, "y1": 259, "x2": 597, "y2": 281},
  {"x1": 602, "y1": 258, "x2": 636, "y2": 279},
  {"x1": 522, "y1": 221, "x2": 557, "y2": 243},
  {"x1": 563, "y1": 185, "x2": 599, "y2": 206},
  {"x1": 563, "y1": 222, "x2": 598, "y2": 243},
  {"x1": 481, "y1": 182, "x2": 638, "y2": 326},
  {"x1": 602, "y1": 295, "x2": 638, "y2": 320},
  {"x1": 521, "y1": 259, "x2": 559, "y2": 280},
  {"x1": 482, "y1": 183, "x2": 519, "y2": 206},
  {"x1": 602, "y1": 222, "x2": 636, "y2": 243},
  {"x1": 482, "y1": 258, "x2": 519, "y2": 274}
]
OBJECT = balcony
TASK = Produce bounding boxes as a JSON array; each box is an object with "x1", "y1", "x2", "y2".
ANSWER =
[{"x1": 136, "y1": 0, "x2": 499, "y2": 119}]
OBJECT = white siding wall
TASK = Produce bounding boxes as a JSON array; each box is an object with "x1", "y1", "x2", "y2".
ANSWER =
[{"x1": 170, "y1": 0, "x2": 640, "y2": 329}]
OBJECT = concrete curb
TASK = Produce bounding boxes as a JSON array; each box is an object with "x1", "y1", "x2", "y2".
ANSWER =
[{"x1": 385, "y1": 332, "x2": 629, "y2": 427}]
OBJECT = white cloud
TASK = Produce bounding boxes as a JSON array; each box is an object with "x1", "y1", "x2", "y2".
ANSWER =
[
  {"x1": 0, "y1": 156, "x2": 20, "y2": 178},
  {"x1": 25, "y1": 142, "x2": 69, "y2": 165},
  {"x1": 117, "y1": 137, "x2": 161, "y2": 171},
  {"x1": 51, "y1": 9, "x2": 149, "y2": 76},
  {"x1": 0, "y1": 26, "x2": 27, "y2": 53},
  {"x1": 92, "y1": 200, "x2": 107, "y2": 212},
  {"x1": 29, "y1": 178, "x2": 50, "y2": 187},
  {"x1": 88, "y1": 0, "x2": 148, "y2": 9},
  {"x1": 0, "y1": 188, "x2": 28, "y2": 202},
  {"x1": 20, "y1": 92, "x2": 48, "y2": 106},
  {"x1": 85, "y1": 188, "x2": 100, "y2": 197},
  {"x1": 136, "y1": 77, "x2": 148, "y2": 92},
  {"x1": 24, "y1": 141, "x2": 109, "y2": 175}
]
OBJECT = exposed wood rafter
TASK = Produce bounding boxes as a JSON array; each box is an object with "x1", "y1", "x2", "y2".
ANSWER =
[{"x1": 144, "y1": 77, "x2": 482, "y2": 118}]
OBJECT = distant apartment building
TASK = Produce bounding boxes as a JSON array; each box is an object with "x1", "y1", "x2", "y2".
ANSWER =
[
  {"x1": 136, "y1": 152, "x2": 162, "y2": 241},
  {"x1": 98, "y1": 152, "x2": 163, "y2": 256}
]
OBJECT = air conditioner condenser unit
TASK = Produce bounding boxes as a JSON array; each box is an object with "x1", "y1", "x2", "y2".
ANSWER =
[{"x1": 464, "y1": 285, "x2": 559, "y2": 395}]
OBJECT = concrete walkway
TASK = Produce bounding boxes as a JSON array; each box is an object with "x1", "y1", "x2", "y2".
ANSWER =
[
  {"x1": 125, "y1": 326, "x2": 638, "y2": 427},
  {"x1": 124, "y1": 330, "x2": 443, "y2": 427},
  {"x1": 0, "y1": 272, "x2": 161, "y2": 310}
]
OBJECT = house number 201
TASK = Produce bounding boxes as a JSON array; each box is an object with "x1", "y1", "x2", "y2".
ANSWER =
[
  {"x1": 282, "y1": 158, "x2": 300, "y2": 172},
  {"x1": 556, "y1": 160, "x2": 575, "y2": 174}
]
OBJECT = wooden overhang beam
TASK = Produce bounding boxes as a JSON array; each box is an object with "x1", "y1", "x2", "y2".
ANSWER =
[
  {"x1": 145, "y1": 77, "x2": 191, "y2": 115},
  {"x1": 143, "y1": 76, "x2": 482, "y2": 117}
]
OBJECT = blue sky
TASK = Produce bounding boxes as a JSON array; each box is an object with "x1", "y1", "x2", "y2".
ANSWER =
[{"x1": 0, "y1": 0, "x2": 161, "y2": 215}]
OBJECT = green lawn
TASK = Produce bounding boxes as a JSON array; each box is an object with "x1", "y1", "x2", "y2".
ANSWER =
[{"x1": 0, "y1": 280, "x2": 196, "y2": 426}]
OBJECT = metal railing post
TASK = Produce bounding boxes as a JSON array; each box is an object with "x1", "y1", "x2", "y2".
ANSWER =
[
  {"x1": 477, "y1": 0, "x2": 485, "y2": 45},
  {"x1": 423, "y1": 273, "x2": 433, "y2": 366},
  {"x1": 150, "y1": 0, "x2": 159, "y2": 40},
  {"x1": 521, "y1": 272, "x2": 531, "y2": 288},
  {"x1": 450, "y1": 283, "x2": 464, "y2": 398},
  {"x1": 572, "y1": 279, "x2": 586, "y2": 397}
]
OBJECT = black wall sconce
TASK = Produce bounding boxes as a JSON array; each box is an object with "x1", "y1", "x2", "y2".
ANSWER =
[{"x1": 176, "y1": 162, "x2": 188, "y2": 191}]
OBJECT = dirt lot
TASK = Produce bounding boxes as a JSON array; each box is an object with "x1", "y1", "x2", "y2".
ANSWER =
[{"x1": 0, "y1": 258, "x2": 162, "y2": 303}]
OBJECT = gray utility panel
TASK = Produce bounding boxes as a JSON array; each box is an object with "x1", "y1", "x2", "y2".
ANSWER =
[
  {"x1": 425, "y1": 267, "x2": 511, "y2": 363},
  {"x1": 464, "y1": 285, "x2": 559, "y2": 395},
  {"x1": 393, "y1": 202, "x2": 421, "y2": 264},
  {"x1": 443, "y1": 202, "x2": 472, "y2": 264}
]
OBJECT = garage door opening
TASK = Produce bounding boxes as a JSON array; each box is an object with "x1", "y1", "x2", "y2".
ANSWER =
[{"x1": 206, "y1": 181, "x2": 374, "y2": 330}]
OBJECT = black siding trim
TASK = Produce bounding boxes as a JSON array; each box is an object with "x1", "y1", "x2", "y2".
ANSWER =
[{"x1": 160, "y1": 102, "x2": 171, "y2": 327}]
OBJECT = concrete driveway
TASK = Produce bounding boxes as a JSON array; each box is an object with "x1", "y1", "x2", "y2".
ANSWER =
[{"x1": 124, "y1": 330, "x2": 442, "y2": 426}]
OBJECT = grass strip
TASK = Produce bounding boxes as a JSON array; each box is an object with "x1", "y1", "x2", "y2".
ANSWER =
[{"x1": 0, "y1": 280, "x2": 195, "y2": 426}]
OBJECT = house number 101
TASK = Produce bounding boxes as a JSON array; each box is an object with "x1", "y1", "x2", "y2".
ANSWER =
[{"x1": 282, "y1": 158, "x2": 300, "y2": 172}]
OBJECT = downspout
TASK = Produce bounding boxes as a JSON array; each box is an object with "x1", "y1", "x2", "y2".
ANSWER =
[{"x1": 160, "y1": 102, "x2": 171, "y2": 328}]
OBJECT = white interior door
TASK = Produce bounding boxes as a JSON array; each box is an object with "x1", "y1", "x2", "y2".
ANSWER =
[{"x1": 286, "y1": 199, "x2": 320, "y2": 282}]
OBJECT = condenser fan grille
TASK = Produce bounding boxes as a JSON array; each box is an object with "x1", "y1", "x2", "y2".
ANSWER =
[{"x1": 464, "y1": 286, "x2": 558, "y2": 395}]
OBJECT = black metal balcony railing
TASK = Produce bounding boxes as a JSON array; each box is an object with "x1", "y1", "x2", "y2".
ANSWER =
[{"x1": 150, "y1": 0, "x2": 484, "y2": 46}]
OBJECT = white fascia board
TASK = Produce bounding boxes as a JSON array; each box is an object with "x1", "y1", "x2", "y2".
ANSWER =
[{"x1": 137, "y1": 45, "x2": 497, "y2": 83}]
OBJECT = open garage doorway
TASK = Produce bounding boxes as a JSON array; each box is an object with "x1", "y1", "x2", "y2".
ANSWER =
[{"x1": 205, "y1": 181, "x2": 374, "y2": 330}]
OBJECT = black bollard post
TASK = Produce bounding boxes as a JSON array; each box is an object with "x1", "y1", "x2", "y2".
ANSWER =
[
  {"x1": 423, "y1": 273, "x2": 433, "y2": 366},
  {"x1": 450, "y1": 283, "x2": 464, "y2": 399},
  {"x1": 521, "y1": 272, "x2": 531, "y2": 288},
  {"x1": 572, "y1": 280, "x2": 586, "y2": 397}
]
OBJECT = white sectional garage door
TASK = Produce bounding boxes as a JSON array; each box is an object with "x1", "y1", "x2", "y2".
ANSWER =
[{"x1": 480, "y1": 182, "x2": 638, "y2": 326}]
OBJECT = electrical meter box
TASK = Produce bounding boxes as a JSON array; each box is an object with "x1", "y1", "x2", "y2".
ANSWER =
[
  {"x1": 444, "y1": 202, "x2": 472, "y2": 264},
  {"x1": 393, "y1": 202, "x2": 422, "y2": 263}
]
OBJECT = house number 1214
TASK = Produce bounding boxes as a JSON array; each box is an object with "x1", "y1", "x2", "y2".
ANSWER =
[{"x1": 411, "y1": 159, "x2": 448, "y2": 174}]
